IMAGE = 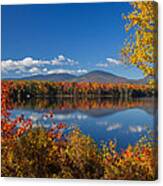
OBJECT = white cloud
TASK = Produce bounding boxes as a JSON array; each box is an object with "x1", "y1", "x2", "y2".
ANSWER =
[
  {"x1": 29, "y1": 67, "x2": 42, "y2": 75},
  {"x1": 51, "y1": 55, "x2": 79, "y2": 66},
  {"x1": 96, "y1": 121, "x2": 122, "y2": 131},
  {"x1": 66, "y1": 58, "x2": 79, "y2": 66},
  {"x1": 1, "y1": 57, "x2": 50, "y2": 72},
  {"x1": 51, "y1": 59, "x2": 61, "y2": 65},
  {"x1": 58, "y1": 55, "x2": 65, "y2": 61},
  {"x1": 43, "y1": 68, "x2": 48, "y2": 72},
  {"x1": 106, "y1": 58, "x2": 122, "y2": 65},
  {"x1": 29, "y1": 113, "x2": 42, "y2": 122},
  {"x1": 128, "y1": 125, "x2": 145, "y2": 133},
  {"x1": 96, "y1": 57, "x2": 122, "y2": 68},
  {"x1": 77, "y1": 69, "x2": 88, "y2": 74},
  {"x1": 47, "y1": 69, "x2": 75, "y2": 75},
  {"x1": 47, "y1": 68, "x2": 88, "y2": 75},
  {"x1": 67, "y1": 58, "x2": 73, "y2": 63},
  {"x1": 54, "y1": 113, "x2": 88, "y2": 120},
  {"x1": 1, "y1": 55, "x2": 80, "y2": 78},
  {"x1": 106, "y1": 123, "x2": 122, "y2": 132}
]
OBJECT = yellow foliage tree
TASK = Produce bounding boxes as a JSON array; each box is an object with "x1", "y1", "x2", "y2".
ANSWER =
[{"x1": 121, "y1": 1, "x2": 158, "y2": 80}]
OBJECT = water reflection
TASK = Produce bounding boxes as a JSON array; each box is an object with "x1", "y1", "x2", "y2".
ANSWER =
[
  {"x1": 11, "y1": 97, "x2": 157, "y2": 149},
  {"x1": 12, "y1": 97, "x2": 155, "y2": 114}
]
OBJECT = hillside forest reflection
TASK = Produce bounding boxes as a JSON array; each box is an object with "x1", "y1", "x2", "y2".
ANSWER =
[{"x1": 11, "y1": 97, "x2": 156, "y2": 149}]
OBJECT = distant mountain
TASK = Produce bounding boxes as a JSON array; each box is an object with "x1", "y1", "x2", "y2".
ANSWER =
[
  {"x1": 70, "y1": 70, "x2": 148, "y2": 84},
  {"x1": 131, "y1": 76, "x2": 149, "y2": 84},
  {"x1": 3, "y1": 70, "x2": 148, "y2": 84},
  {"x1": 21, "y1": 73, "x2": 76, "y2": 82},
  {"x1": 70, "y1": 70, "x2": 129, "y2": 83}
]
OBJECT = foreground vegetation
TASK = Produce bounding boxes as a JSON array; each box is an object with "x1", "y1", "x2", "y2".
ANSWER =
[
  {"x1": 122, "y1": 1, "x2": 157, "y2": 79},
  {"x1": 1, "y1": 81, "x2": 157, "y2": 179},
  {"x1": 2, "y1": 126, "x2": 157, "y2": 179}
]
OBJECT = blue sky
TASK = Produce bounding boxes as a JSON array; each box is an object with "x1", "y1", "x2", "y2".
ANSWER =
[{"x1": 1, "y1": 2, "x2": 144, "y2": 79}]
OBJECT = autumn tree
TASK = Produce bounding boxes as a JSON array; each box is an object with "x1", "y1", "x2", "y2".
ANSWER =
[{"x1": 121, "y1": 1, "x2": 158, "y2": 81}]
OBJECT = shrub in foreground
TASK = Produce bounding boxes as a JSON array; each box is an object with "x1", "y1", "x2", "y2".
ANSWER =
[{"x1": 1, "y1": 126, "x2": 157, "y2": 180}]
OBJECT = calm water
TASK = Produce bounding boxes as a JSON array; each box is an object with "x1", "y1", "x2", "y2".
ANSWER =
[{"x1": 11, "y1": 97, "x2": 157, "y2": 149}]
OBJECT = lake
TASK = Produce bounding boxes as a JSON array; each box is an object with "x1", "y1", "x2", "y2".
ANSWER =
[{"x1": 11, "y1": 97, "x2": 157, "y2": 149}]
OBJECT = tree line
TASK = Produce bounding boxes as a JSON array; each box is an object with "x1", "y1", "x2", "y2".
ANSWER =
[{"x1": 5, "y1": 80, "x2": 156, "y2": 100}]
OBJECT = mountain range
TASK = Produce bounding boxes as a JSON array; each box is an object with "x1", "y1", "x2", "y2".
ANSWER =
[{"x1": 4, "y1": 70, "x2": 148, "y2": 84}]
